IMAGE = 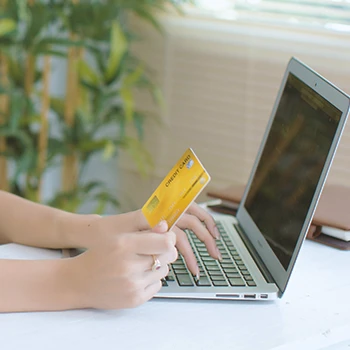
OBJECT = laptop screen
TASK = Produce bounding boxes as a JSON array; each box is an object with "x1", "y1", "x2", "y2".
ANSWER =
[{"x1": 244, "y1": 73, "x2": 342, "y2": 270}]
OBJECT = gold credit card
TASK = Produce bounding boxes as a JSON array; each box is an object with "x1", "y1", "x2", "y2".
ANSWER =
[{"x1": 142, "y1": 148, "x2": 211, "y2": 229}]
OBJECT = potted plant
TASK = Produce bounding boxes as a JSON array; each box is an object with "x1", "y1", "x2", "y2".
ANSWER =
[{"x1": 0, "y1": 0, "x2": 191, "y2": 213}]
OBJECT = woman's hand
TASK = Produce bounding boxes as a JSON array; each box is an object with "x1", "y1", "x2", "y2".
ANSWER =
[
  {"x1": 132, "y1": 203, "x2": 221, "y2": 278},
  {"x1": 171, "y1": 203, "x2": 221, "y2": 277},
  {"x1": 78, "y1": 203, "x2": 220, "y2": 279},
  {"x1": 68, "y1": 221, "x2": 177, "y2": 310}
]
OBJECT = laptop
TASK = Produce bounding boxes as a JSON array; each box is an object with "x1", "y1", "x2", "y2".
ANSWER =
[{"x1": 156, "y1": 57, "x2": 350, "y2": 301}]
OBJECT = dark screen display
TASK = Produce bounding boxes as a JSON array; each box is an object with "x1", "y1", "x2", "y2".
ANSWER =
[{"x1": 245, "y1": 74, "x2": 341, "y2": 270}]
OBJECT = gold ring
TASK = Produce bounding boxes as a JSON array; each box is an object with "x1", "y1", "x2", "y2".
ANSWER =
[{"x1": 152, "y1": 255, "x2": 161, "y2": 271}]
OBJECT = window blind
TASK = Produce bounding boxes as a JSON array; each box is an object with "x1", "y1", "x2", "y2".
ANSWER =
[
  {"x1": 119, "y1": 12, "x2": 350, "y2": 210},
  {"x1": 193, "y1": 0, "x2": 350, "y2": 30}
]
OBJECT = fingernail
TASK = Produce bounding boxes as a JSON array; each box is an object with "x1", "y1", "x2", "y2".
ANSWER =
[
  {"x1": 156, "y1": 220, "x2": 168, "y2": 231},
  {"x1": 214, "y1": 226, "x2": 220, "y2": 240},
  {"x1": 216, "y1": 248, "x2": 222, "y2": 261}
]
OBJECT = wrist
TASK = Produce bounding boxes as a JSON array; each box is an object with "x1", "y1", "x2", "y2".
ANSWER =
[
  {"x1": 0, "y1": 258, "x2": 84, "y2": 312},
  {"x1": 55, "y1": 212, "x2": 102, "y2": 249},
  {"x1": 56, "y1": 258, "x2": 88, "y2": 310}
]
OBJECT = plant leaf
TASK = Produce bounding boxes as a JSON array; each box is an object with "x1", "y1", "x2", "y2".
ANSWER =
[
  {"x1": 0, "y1": 128, "x2": 35, "y2": 185},
  {"x1": 50, "y1": 97, "x2": 65, "y2": 117},
  {"x1": 124, "y1": 64, "x2": 144, "y2": 87},
  {"x1": 120, "y1": 87, "x2": 134, "y2": 122},
  {"x1": 103, "y1": 140, "x2": 115, "y2": 160},
  {"x1": 7, "y1": 56, "x2": 24, "y2": 87},
  {"x1": 95, "y1": 198, "x2": 107, "y2": 215},
  {"x1": 0, "y1": 19, "x2": 16, "y2": 37},
  {"x1": 152, "y1": 86, "x2": 165, "y2": 108},
  {"x1": 78, "y1": 59, "x2": 100, "y2": 87},
  {"x1": 123, "y1": 137, "x2": 154, "y2": 176},
  {"x1": 9, "y1": 92, "x2": 26, "y2": 131},
  {"x1": 134, "y1": 8, "x2": 164, "y2": 33},
  {"x1": 36, "y1": 49, "x2": 67, "y2": 58},
  {"x1": 104, "y1": 21, "x2": 127, "y2": 83}
]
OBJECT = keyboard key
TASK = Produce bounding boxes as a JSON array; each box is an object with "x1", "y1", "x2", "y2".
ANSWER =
[
  {"x1": 238, "y1": 265, "x2": 248, "y2": 271},
  {"x1": 211, "y1": 276, "x2": 226, "y2": 281},
  {"x1": 202, "y1": 256, "x2": 214, "y2": 261},
  {"x1": 228, "y1": 278, "x2": 245, "y2": 286},
  {"x1": 196, "y1": 277, "x2": 211, "y2": 286},
  {"x1": 244, "y1": 275, "x2": 253, "y2": 281},
  {"x1": 220, "y1": 263, "x2": 235, "y2": 268},
  {"x1": 226, "y1": 272, "x2": 241, "y2": 278},
  {"x1": 221, "y1": 256, "x2": 232, "y2": 261},
  {"x1": 247, "y1": 281, "x2": 257, "y2": 287},
  {"x1": 176, "y1": 274, "x2": 194, "y2": 287},
  {"x1": 165, "y1": 275, "x2": 175, "y2": 282},
  {"x1": 173, "y1": 268, "x2": 188, "y2": 273},
  {"x1": 204, "y1": 261, "x2": 219, "y2": 267},
  {"x1": 222, "y1": 267, "x2": 238, "y2": 273},
  {"x1": 208, "y1": 270, "x2": 225, "y2": 276},
  {"x1": 213, "y1": 280, "x2": 228, "y2": 287},
  {"x1": 206, "y1": 266, "x2": 221, "y2": 271},
  {"x1": 172, "y1": 262, "x2": 185, "y2": 267}
]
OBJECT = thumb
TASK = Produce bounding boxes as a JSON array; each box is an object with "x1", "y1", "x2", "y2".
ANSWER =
[{"x1": 152, "y1": 220, "x2": 168, "y2": 234}]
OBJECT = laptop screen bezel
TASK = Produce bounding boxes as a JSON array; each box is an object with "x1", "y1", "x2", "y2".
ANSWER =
[{"x1": 236, "y1": 57, "x2": 350, "y2": 296}]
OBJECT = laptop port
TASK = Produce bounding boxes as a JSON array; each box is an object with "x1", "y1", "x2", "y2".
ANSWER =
[
  {"x1": 244, "y1": 294, "x2": 256, "y2": 299},
  {"x1": 216, "y1": 294, "x2": 240, "y2": 298},
  {"x1": 260, "y1": 294, "x2": 268, "y2": 299}
]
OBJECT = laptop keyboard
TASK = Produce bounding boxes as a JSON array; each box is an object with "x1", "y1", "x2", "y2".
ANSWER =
[{"x1": 162, "y1": 222, "x2": 256, "y2": 288}]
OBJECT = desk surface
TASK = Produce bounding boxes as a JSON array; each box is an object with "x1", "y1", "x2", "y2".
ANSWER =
[{"x1": 0, "y1": 240, "x2": 349, "y2": 350}]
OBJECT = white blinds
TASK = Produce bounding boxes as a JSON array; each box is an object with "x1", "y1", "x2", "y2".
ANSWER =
[
  {"x1": 193, "y1": 0, "x2": 350, "y2": 29},
  {"x1": 119, "y1": 13, "x2": 350, "y2": 210}
]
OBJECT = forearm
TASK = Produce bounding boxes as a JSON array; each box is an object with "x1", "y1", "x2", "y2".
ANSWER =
[
  {"x1": 0, "y1": 258, "x2": 79, "y2": 313},
  {"x1": 0, "y1": 191, "x2": 99, "y2": 249}
]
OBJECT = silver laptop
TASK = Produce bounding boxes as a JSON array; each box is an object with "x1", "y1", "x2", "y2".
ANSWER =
[{"x1": 156, "y1": 57, "x2": 350, "y2": 301}]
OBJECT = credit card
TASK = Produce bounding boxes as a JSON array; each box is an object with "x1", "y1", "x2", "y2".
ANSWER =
[{"x1": 142, "y1": 148, "x2": 211, "y2": 229}]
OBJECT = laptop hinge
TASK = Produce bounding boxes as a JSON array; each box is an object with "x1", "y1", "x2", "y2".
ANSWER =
[{"x1": 234, "y1": 223, "x2": 278, "y2": 288}]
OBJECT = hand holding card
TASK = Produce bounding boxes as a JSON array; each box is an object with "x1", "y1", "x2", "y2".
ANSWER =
[{"x1": 142, "y1": 148, "x2": 211, "y2": 230}]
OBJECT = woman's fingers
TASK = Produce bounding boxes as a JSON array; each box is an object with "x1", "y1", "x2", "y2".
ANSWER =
[
  {"x1": 144, "y1": 262, "x2": 170, "y2": 283},
  {"x1": 130, "y1": 264, "x2": 169, "y2": 305},
  {"x1": 135, "y1": 250, "x2": 178, "y2": 272},
  {"x1": 143, "y1": 280, "x2": 163, "y2": 303},
  {"x1": 72, "y1": 230, "x2": 176, "y2": 310},
  {"x1": 173, "y1": 226, "x2": 199, "y2": 277},
  {"x1": 176, "y1": 213, "x2": 221, "y2": 261},
  {"x1": 151, "y1": 220, "x2": 168, "y2": 234},
  {"x1": 186, "y1": 203, "x2": 220, "y2": 239},
  {"x1": 130, "y1": 231, "x2": 176, "y2": 256}
]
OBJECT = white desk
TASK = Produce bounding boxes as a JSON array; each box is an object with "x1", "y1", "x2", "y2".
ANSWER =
[{"x1": 0, "y1": 240, "x2": 349, "y2": 350}]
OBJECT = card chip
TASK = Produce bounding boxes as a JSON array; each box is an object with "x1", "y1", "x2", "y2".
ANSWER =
[{"x1": 146, "y1": 195, "x2": 160, "y2": 213}]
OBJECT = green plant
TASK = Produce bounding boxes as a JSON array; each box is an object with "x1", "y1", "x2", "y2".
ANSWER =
[{"x1": 0, "y1": 0, "x2": 191, "y2": 213}]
